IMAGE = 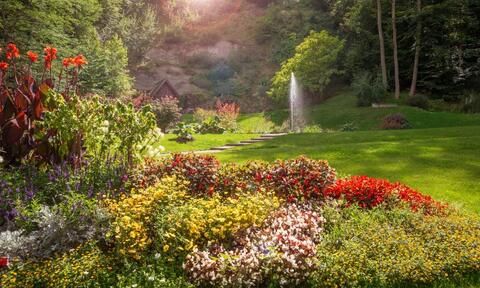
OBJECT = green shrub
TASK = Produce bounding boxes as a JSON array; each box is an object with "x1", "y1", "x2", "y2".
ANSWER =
[
  {"x1": 171, "y1": 122, "x2": 200, "y2": 143},
  {"x1": 197, "y1": 116, "x2": 226, "y2": 134},
  {"x1": 340, "y1": 122, "x2": 358, "y2": 132},
  {"x1": 310, "y1": 206, "x2": 480, "y2": 288},
  {"x1": 352, "y1": 72, "x2": 387, "y2": 107},
  {"x1": 406, "y1": 95, "x2": 430, "y2": 110},
  {"x1": 149, "y1": 96, "x2": 182, "y2": 132}
]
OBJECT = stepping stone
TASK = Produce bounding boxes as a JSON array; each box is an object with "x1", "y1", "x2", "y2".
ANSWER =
[
  {"x1": 225, "y1": 143, "x2": 250, "y2": 147},
  {"x1": 240, "y1": 140, "x2": 264, "y2": 144},
  {"x1": 209, "y1": 146, "x2": 235, "y2": 151},
  {"x1": 261, "y1": 133, "x2": 288, "y2": 137},
  {"x1": 251, "y1": 137, "x2": 271, "y2": 141}
]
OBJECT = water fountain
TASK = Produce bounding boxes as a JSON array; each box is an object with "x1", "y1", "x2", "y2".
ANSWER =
[{"x1": 289, "y1": 72, "x2": 305, "y2": 132}]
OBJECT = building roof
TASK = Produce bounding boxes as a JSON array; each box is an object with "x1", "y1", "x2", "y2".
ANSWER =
[{"x1": 149, "y1": 79, "x2": 180, "y2": 99}]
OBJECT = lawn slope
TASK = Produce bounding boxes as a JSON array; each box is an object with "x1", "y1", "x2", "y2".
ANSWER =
[{"x1": 218, "y1": 126, "x2": 480, "y2": 214}]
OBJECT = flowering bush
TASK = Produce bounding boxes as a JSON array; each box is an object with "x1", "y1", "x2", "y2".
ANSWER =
[
  {"x1": 215, "y1": 100, "x2": 240, "y2": 131},
  {"x1": 154, "y1": 192, "x2": 281, "y2": 260},
  {"x1": 104, "y1": 176, "x2": 189, "y2": 259},
  {"x1": 324, "y1": 176, "x2": 446, "y2": 214},
  {"x1": 258, "y1": 156, "x2": 337, "y2": 202},
  {"x1": 184, "y1": 203, "x2": 325, "y2": 287},
  {"x1": 161, "y1": 153, "x2": 221, "y2": 196},
  {"x1": 0, "y1": 242, "x2": 112, "y2": 288},
  {"x1": 311, "y1": 206, "x2": 480, "y2": 287}
]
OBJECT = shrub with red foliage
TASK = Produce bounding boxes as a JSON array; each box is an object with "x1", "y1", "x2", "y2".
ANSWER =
[
  {"x1": 257, "y1": 156, "x2": 337, "y2": 202},
  {"x1": 324, "y1": 176, "x2": 446, "y2": 214},
  {"x1": 381, "y1": 113, "x2": 410, "y2": 130}
]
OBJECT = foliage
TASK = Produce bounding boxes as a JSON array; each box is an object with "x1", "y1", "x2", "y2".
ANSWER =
[
  {"x1": 197, "y1": 116, "x2": 226, "y2": 134},
  {"x1": 79, "y1": 36, "x2": 133, "y2": 98},
  {"x1": 171, "y1": 122, "x2": 199, "y2": 143},
  {"x1": 256, "y1": 156, "x2": 337, "y2": 202},
  {"x1": 324, "y1": 176, "x2": 446, "y2": 215},
  {"x1": 215, "y1": 100, "x2": 240, "y2": 131},
  {"x1": 193, "y1": 108, "x2": 217, "y2": 123},
  {"x1": 352, "y1": 72, "x2": 387, "y2": 107},
  {"x1": 311, "y1": 206, "x2": 480, "y2": 287},
  {"x1": 104, "y1": 176, "x2": 189, "y2": 259},
  {"x1": 0, "y1": 195, "x2": 108, "y2": 260},
  {"x1": 406, "y1": 95, "x2": 430, "y2": 110},
  {"x1": 381, "y1": 113, "x2": 411, "y2": 130},
  {"x1": 269, "y1": 31, "x2": 344, "y2": 102},
  {"x1": 0, "y1": 242, "x2": 112, "y2": 288},
  {"x1": 0, "y1": 43, "x2": 81, "y2": 165},
  {"x1": 340, "y1": 122, "x2": 358, "y2": 132},
  {"x1": 155, "y1": 193, "x2": 281, "y2": 260},
  {"x1": 184, "y1": 203, "x2": 325, "y2": 287},
  {"x1": 149, "y1": 96, "x2": 182, "y2": 132},
  {"x1": 161, "y1": 154, "x2": 220, "y2": 196}
]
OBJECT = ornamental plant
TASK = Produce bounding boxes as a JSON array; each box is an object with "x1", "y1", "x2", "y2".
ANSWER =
[
  {"x1": 161, "y1": 153, "x2": 221, "y2": 196},
  {"x1": 311, "y1": 207, "x2": 480, "y2": 287},
  {"x1": 0, "y1": 43, "x2": 87, "y2": 165},
  {"x1": 257, "y1": 156, "x2": 337, "y2": 202},
  {"x1": 154, "y1": 192, "x2": 281, "y2": 260},
  {"x1": 104, "y1": 176, "x2": 189, "y2": 259},
  {"x1": 324, "y1": 176, "x2": 446, "y2": 214},
  {"x1": 184, "y1": 203, "x2": 325, "y2": 287}
]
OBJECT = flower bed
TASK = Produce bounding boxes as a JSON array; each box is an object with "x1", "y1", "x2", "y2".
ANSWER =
[{"x1": 1, "y1": 154, "x2": 479, "y2": 288}]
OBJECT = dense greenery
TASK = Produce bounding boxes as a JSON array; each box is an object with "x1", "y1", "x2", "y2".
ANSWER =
[
  {"x1": 269, "y1": 31, "x2": 344, "y2": 102},
  {"x1": 258, "y1": 0, "x2": 480, "y2": 105}
]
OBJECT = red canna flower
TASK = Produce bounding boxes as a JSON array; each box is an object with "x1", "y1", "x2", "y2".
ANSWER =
[
  {"x1": 26, "y1": 51, "x2": 39, "y2": 63},
  {"x1": 62, "y1": 57, "x2": 75, "y2": 68},
  {"x1": 6, "y1": 43, "x2": 20, "y2": 60},
  {"x1": 43, "y1": 46, "x2": 58, "y2": 69},
  {"x1": 73, "y1": 54, "x2": 87, "y2": 68},
  {"x1": 0, "y1": 61, "x2": 8, "y2": 71}
]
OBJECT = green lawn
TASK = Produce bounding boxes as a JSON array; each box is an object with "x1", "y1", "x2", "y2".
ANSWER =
[
  {"x1": 236, "y1": 91, "x2": 480, "y2": 132},
  {"x1": 160, "y1": 133, "x2": 259, "y2": 153},
  {"x1": 217, "y1": 126, "x2": 480, "y2": 214}
]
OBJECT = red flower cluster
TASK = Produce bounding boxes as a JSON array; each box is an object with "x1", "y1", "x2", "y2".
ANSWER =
[
  {"x1": 163, "y1": 153, "x2": 220, "y2": 196},
  {"x1": 0, "y1": 62, "x2": 8, "y2": 71},
  {"x1": 26, "y1": 51, "x2": 39, "y2": 63},
  {"x1": 255, "y1": 156, "x2": 337, "y2": 202},
  {"x1": 63, "y1": 54, "x2": 88, "y2": 68},
  {"x1": 5, "y1": 43, "x2": 20, "y2": 60},
  {"x1": 43, "y1": 46, "x2": 58, "y2": 69},
  {"x1": 324, "y1": 176, "x2": 446, "y2": 214}
]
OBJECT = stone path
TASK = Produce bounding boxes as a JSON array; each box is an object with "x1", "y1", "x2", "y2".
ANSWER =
[{"x1": 194, "y1": 133, "x2": 288, "y2": 154}]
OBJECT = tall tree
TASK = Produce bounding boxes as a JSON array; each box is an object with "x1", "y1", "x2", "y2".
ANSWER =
[
  {"x1": 391, "y1": 0, "x2": 400, "y2": 99},
  {"x1": 376, "y1": 0, "x2": 388, "y2": 88},
  {"x1": 409, "y1": 0, "x2": 422, "y2": 97}
]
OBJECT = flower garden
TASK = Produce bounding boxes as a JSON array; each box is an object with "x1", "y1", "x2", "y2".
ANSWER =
[{"x1": 1, "y1": 44, "x2": 479, "y2": 288}]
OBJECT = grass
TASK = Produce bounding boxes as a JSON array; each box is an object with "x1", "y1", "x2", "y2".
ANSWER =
[
  {"x1": 235, "y1": 91, "x2": 480, "y2": 132},
  {"x1": 217, "y1": 126, "x2": 480, "y2": 214},
  {"x1": 160, "y1": 133, "x2": 259, "y2": 153}
]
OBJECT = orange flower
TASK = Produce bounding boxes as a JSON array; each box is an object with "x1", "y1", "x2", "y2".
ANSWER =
[
  {"x1": 26, "y1": 51, "x2": 38, "y2": 63},
  {"x1": 62, "y1": 57, "x2": 75, "y2": 68},
  {"x1": 43, "y1": 46, "x2": 58, "y2": 69},
  {"x1": 0, "y1": 61, "x2": 8, "y2": 71},
  {"x1": 6, "y1": 43, "x2": 20, "y2": 60},
  {"x1": 73, "y1": 54, "x2": 87, "y2": 68}
]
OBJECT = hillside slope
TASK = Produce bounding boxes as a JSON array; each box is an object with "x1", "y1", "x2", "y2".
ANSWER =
[{"x1": 133, "y1": 0, "x2": 275, "y2": 111}]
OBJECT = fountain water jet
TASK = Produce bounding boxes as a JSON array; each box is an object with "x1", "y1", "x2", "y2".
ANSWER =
[{"x1": 289, "y1": 72, "x2": 305, "y2": 132}]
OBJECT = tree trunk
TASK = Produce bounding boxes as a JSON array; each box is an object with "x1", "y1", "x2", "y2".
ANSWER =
[
  {"x1": 392, "y1": 0, "x2": 400, "y2": 99},
  {"x1": 377, "y1": 0, "x2": 388, "y2": 88},
  {"x1": 409, "y1": 0, "x2": 422, "y2": 97}
]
